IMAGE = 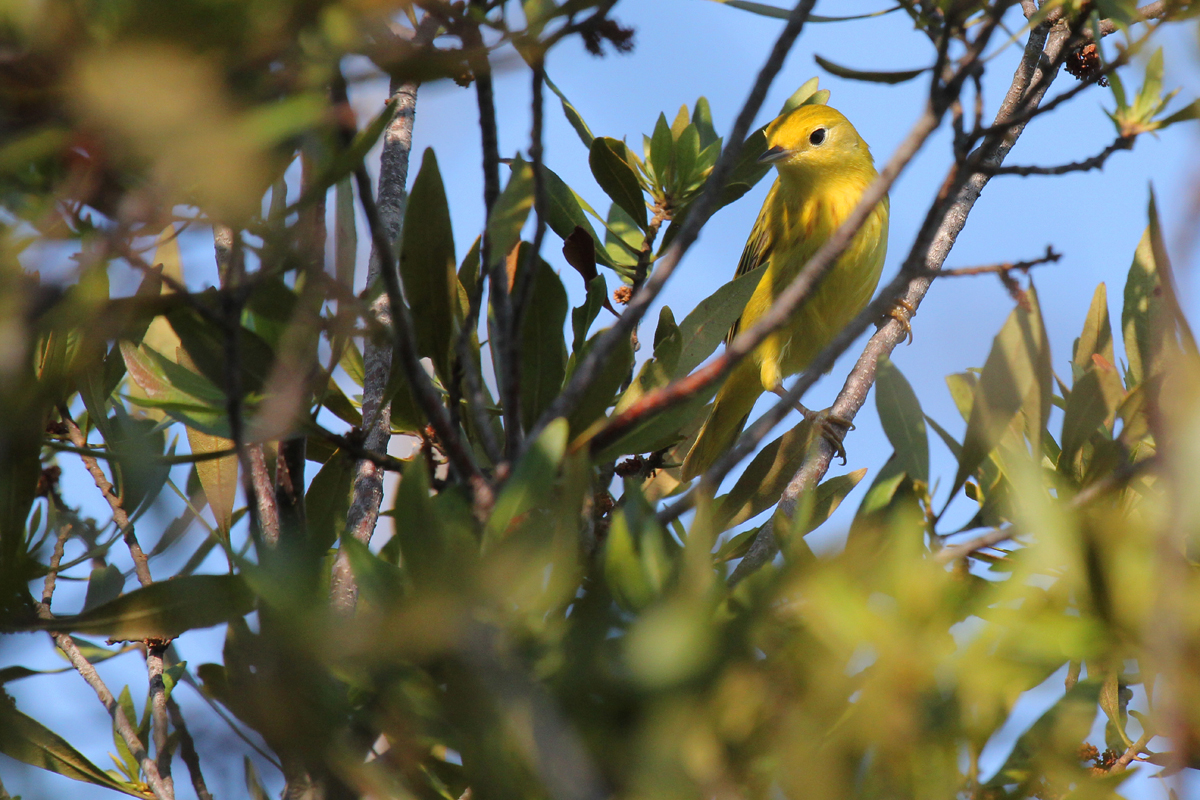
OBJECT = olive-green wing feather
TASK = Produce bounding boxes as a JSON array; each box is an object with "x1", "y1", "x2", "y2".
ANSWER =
[{"x1": 725, "y1": 180, "x2": 780, "y2": 345}]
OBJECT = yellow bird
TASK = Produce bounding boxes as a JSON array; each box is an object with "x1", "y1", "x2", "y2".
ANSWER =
[{"x1": 681, "y1": 103, "x2": 889, "y2": 481}]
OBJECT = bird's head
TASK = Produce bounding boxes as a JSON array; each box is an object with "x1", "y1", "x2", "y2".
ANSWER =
[{"x1": 758, "y1": 104, "x2": 873, "y2": 179}]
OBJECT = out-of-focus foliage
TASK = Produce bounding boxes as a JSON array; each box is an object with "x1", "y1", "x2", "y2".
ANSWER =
[{"x1": 0, "y1": 2, "x2": 1199, "y2": 800}]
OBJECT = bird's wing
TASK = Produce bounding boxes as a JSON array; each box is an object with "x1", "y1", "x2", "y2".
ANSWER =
[{"x1": 725, "y1": 183, "x2": 780, "y2": 346}]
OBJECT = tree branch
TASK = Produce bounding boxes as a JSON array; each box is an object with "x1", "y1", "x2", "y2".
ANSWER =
[
  {"x1": 166, "y1": 695, "x2": 213, "y2": 800},
  {"x1": 466, "y1": 2, "x2": 521, "y2": 460},
  {"x1": 332, "y1": 16, "x2": 435, "y2": 612},
  {"x1": 57, "y1": 406, "x2": 153, "y2": 588},
  {"x1": 975, "y1": 135, "x2": 1133, "y2": 175},
  {"x1": 332, "y1": 84, "x2": 485, "y2": 492}
]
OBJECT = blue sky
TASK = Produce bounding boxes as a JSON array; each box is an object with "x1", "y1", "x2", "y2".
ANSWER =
[{"x1": 5, "y1": 2, "x2": 1200, "y2": 798}]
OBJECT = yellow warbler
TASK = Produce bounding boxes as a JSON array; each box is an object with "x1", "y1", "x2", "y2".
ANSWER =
[{"x1": 681, "y1": 103, "x2": 889, "y2": 481}]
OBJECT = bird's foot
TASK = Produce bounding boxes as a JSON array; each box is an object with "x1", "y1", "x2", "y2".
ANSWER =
[
  {"x1": 886, "y1": 298, "x2": 916, "y2": 345},
  {"x1": 769, "y1": 387, "x2": 854, "y2": 464}
]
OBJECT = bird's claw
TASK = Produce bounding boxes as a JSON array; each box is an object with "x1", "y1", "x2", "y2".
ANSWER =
[
  {"x1": 887, "y1": 298, "x2": 915, "y2": 345},
  {"x1": 803, "y1": 408, "x2": 853, "y2": 464}
]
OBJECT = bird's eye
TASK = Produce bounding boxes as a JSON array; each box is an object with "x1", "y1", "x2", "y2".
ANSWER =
[{"x1": 809, "y1": 128, "x2": 827, "y2": 146}]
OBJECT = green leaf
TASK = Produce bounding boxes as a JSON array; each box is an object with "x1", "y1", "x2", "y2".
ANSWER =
[
  {"x1": 590, "y1": 138, "x2": 648, "y2": 229},
  {"x1": 673, "y1": 265, "x2": 766, "y2": 379},
  {"x1": 705, "y1": 0, "x2": 903, "y2": 23},
  {"x1": 82, "y1": 565, "x2": 124, "y2": 612},
  {"x1": 541, "y1": 166, "x2": 615, "y2": 268},
  {"x1": 0, "y1": 700, "x2": 144, "y2": 796},
  {"x1": 392, "y1": 460, "x2": 478, "y2": 591},
  {"x1": 712, "y1": 419, "x2": 815, "y2": 533},
  {"x1": 615, "y1": 306, "x2": 681, "y2": 414},
  {"x1": 1158, "y1": 99, "x2": 1200, "y2": 129},
  {"x1": 875, "y1": 357, "x2": 928, "y2": 485},
  {"x1": 674, "y1": 125, "x2": 702, "y2": 193},
  {"x1": 485, "y1": 418, "x2": 569, "y2": 545},
  {"x1": 949, "y1": 290, "x2": 1050, "y2": 505},
  {"x1": 692, "y1": 96, "x2": 719, "y2": 149},
  {"x1": 340, "y1": 534, "x2": 404, "y2": 607},
  {"x1": 1073, "y1": 283, "x2": 1115, "y2": 381},
  {"x1": 401, "y1": 148, "x2": 458, "y2": 382},
  {"x1": 571, "y1": 275, "x2": 607, "y2": 353},
  {"x1": 488, "y1": 157, "x2": 535, "y2": 263},
  {"x1": 814, "y1": 54, "x2": 927, "y2": 84},
  {"x1": 649, "y1": 113, "x2": 675, "y2": 191},
  {"x1": 245, "y1": 755, "x2": 271, "y2": 800},
  {"x1": 10, "y1": 575, "x2": 254, "y2": 640},
  {"x1": 543, "y1": 72, "x2": 594, "y2": 149},
  {"x1": 518, "y1": 254, "x2": 569, "y2": 431},
  {"x1": 167, "y1": 304, "x2": 276, "y2": 397}
]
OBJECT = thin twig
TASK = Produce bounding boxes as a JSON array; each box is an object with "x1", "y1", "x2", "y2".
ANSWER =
[
  {"x1": 215, "y1": 229, "x2": 265, "y2": 552},
  {"x1": 38, "y1": 526, "x2": 172, "y2": 800},
  {"x1": 919, "y1": 246, "x2": 1061, "y2": 277},
  {"x1": 509, "y1": 55, "x2": 549, "y2": 423},
  {"x1": 58, "y1": 406, "x2": 153, "y2": 588},
  {"x1": 166, "y1": 696, "x2": 214, "y2": 800},
  {"x1": 935, "y1": 527, "x2": 1018, "y2": 564},
  {"x1": 975, "y1": 135, "x2": 1133, "y2": 175},
  {"x1": 528, "y1": 0, "x2": 820, "y2": 445},
  {"x1": 467, "y1": 1, "x2": 520, "y2": 459}
]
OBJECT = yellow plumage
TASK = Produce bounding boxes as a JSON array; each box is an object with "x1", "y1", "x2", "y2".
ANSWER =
[{"x1": 681, "y1": 103, "x2": 889, "y2": 481}]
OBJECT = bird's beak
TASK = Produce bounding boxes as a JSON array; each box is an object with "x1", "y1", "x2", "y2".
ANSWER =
[{"x1": 757, "y1": 145, "x2": 789, "y2": 164}]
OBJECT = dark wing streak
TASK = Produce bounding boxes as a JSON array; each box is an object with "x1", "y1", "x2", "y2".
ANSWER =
[{"x1": 725, "y1": 183, "x2": 779, "y2": 346}]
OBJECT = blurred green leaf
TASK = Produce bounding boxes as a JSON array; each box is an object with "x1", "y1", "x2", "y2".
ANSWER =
[
  {"x1": 485, "y1": 418, "x2": 569, "y2": 545},
  {"x1": 876, "y1": 357, "x2": 929, "y2": 485},
  {"x1": 82, "y1": 565, "x2": 125, "y2": 612},
  {"x1": 305, "y1": 448, "x2": 354, "y2": 552},
  {"x1": 1073, "y1": 283, "x2": 1116, "y2": 381},
  {"x1": 11, "y1": 575, "x2": 254, "y2": 640},
  {"x1": 986, "y1": 679, "x2": 1103, "y2": 789},
  {"x1": 949, "y1": 289, "x2": 1050, "y2": 506},
  {"x1": 712, "y1": 419, "x2": 814, "y2": 533}
]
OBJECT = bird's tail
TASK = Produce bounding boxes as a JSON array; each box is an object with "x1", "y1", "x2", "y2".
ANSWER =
[{"x1": 681, "y1": 359, "x2": 763, "y2": 482}]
